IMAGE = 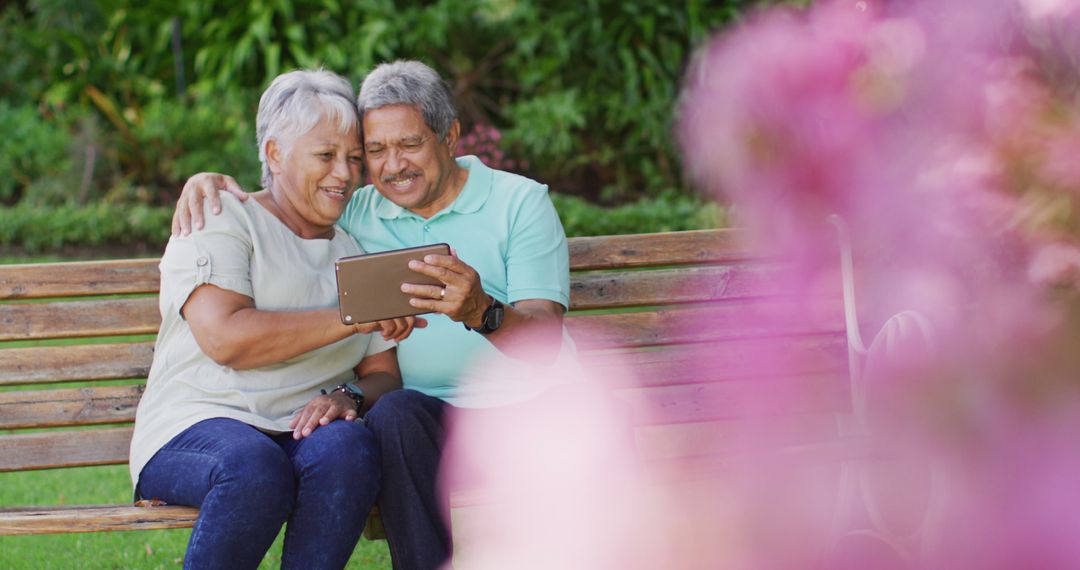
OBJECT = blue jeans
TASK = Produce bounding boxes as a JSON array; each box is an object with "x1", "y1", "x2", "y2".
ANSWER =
[
  {"x1": 136, "y1": 417, "x2": 380, "y2": 570},
  {"x1": 364, "y1": 389, "x2": 451, "y2": 570}
]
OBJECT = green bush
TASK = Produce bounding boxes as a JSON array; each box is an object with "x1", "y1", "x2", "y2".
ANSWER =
[
  {"x1": 0, "y1": 102, "x2": 72, "y2": 205},
  {"x1": 0, "y1": 203, "x2": 172, "y2": 253},
  {"x1": 551, "y1": 192, "x2": 725, "y2": 237},
  {"x1": 0, "y1": 194, "x2": 723, "y2": 255}
]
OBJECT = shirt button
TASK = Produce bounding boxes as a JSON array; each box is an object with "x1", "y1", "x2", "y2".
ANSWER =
[
  {"x1": 196, "y1": 256, "x2": 208, "y2": 266},
  {"x1": 423, "y1": 226, "x2": 430, "y2": 232}
]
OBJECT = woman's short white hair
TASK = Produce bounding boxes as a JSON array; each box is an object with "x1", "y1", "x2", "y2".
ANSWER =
[{"x1": 256, "y1": 69, "x2": 359, "y2": 188}]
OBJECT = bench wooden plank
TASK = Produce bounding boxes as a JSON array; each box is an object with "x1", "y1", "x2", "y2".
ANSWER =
[
  {"x1": 0, "y1": 259, "x2": 161, "y2": 301},
  {"x1": 568, "y1": 300, "x2": 845, "y2": 350},
  {"x1": 570, "y1": 264, "x2": 786, "y2": 309},
  {"x1": 0, "y1": 298, "x2": 160, "y2": 342},
  {"x1": 0, "y1": 504, "x2": 199, "y2": 535},
  {"x1": 568, "y1": 229, "x2": 749, "y2": 270},
  {"x1": 0, "y1": 278, "x2": 835, "y2": 343},
  {"x1": 614, "y1": 374, "x2": 851, "y2": 426},
  {"x1": 0, "y1": 231, "x2": 745, "y2": 302},
  {"x1": 0, "y1": 269, "x2": 766, "y2": 342},
  {"x1": 0, "y1": 384, "x2": 144, "y2": 429},
  {"x1": 0, "y1": 342, "x2": 154, "y2": 387},
  {"x1": 591, "y1": 335, "x2": 848, "y2": 388},
  {"x1": 0, "y1": 427, "x2": 132, "y2": 472},
  {"x1": 632, "y1": 415, "x2": 843, "y2": 462}
]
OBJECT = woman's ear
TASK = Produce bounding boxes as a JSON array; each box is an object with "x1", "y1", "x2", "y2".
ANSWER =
[{"x1": 266, "y1": 139, "x2": 284, "y2": 176}]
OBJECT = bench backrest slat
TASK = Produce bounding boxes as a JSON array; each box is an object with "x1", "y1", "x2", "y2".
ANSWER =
[
  {"x1": 0, "y1": 298, "x2": 159, "y2": 342},
  {"x1": 0, "y1": 384, "x2": 144, "y2": 430},
  {"x1": 0, "y1": 260, "x2": 160, "y2": 300},
  {"x1": 570, "y1": 302, "x2": 844, "y2": 350},
  {"x1": 1, "y1": 266, "x2": 798, "y2": 343},
  {"x1": 567, "y1": 229, "x2": 750, "y2": 270},
  {"x1": 0, "y1": 343, "x2": 155, "y2": 386},
  {"x1": 0, "y1": 230, "x2": 748, "y2": 302},
  {"x1": 571, "y1": 265, "x2": 791, "y2": 309},
  {"x1": 616, "y1": 374, "x2": 851, "y2": 426},
  {"x1": 633, "y1": 413, "x2": 845, "y2": 462},
  {"x1": 0, "y1": 427, "x2": 133, "y2": 472}
]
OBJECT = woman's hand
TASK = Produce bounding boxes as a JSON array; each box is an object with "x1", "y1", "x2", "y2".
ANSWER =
[
  {"x1": 288, "y1": 391, "x2": 357, "y2": 440},
  {"x1": 351, "y1": 315, "x2": 427, "y2": 342}
]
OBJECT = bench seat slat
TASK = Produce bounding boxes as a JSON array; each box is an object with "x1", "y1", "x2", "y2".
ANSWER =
[
  {"x1": 0, "y1": 504, "x2": 198, "y2": 535},
  {"x1": 568, "y1": 230, "x2": 748, "y2": 270},
  {"x1": 0, "y1": 298, "x2": 160, "y2": 342},
  {"x1": 0, "y1": 427, "x2": 132, "y2": 472},
  {"x1": 0, "y1": 259, "x2": 160, "y2": 301},
  {"x1": 0, "y1": 385, "x2": 144, "y2": 429},
  {"x1": 0, "y1": 342, "x2": 154, "y2": 386}
]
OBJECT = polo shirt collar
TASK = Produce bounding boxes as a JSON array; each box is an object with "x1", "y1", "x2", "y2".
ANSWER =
[{"x1": 374, "y1": 155, "x2": 493, "y2": 219}]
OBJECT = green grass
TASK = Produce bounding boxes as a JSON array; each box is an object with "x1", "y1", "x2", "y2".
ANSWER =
[{"x1": 0, "y1": 466, "x2": 392, "y2": 569}]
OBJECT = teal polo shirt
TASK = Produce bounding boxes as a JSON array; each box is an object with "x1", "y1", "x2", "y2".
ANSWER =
[{"x1": 337, "y1": 155, "x2": 571, "y2": 406}]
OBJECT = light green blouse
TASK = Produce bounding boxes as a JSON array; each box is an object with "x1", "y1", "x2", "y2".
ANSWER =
[{"x1": 129, "y1": 195, "x2": 393, "y2": 485}]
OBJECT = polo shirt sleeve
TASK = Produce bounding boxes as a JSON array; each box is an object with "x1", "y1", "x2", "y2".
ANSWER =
[
  {"x1": 505, "y1": 186, "x2": 570, "y2": 309},
  {"x1": 158, "y1": 199, "x2": 254, "y2": 319}
]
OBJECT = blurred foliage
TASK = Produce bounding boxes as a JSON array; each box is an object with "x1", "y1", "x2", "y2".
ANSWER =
[
  {"x1": 1, "y1": 0, "x2": 789, "y2": 251},
  {"x1": 551, "y1": 192, "x2": 725, "y2": 237},
  {"x1": 0, "y1": 193, "x2": 721, "y2": 254},
  {"x1": 0, "y1": 202, "x2": 172, "y2": 253}
]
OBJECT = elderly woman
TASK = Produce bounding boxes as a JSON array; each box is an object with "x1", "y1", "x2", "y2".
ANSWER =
[{"x1": 129, "y1": 69, "x2": 414, "y2": 570}]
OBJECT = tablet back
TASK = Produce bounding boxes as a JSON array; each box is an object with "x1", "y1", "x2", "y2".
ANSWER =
[{"x1": 335, "y1": 243, "x2": 450, "y2": 324}]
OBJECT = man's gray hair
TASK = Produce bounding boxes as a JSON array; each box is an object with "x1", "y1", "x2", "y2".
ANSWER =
[
  {"x1": 357, "y1": 60, "x2": 457, "y2": 139},
  {"x1": 256, "y1": 69, "x2": 359, "y2": 188}
]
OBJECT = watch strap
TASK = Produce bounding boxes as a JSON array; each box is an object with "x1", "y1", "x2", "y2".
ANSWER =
[
  {"x1": 331, "y1": 382, "x2": 365, "y2": 414},
  {"x1": 464, "y1": 296, "x2": 504, "y2": 334}
]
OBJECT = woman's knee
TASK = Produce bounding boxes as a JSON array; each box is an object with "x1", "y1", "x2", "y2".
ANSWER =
[
  {"x1": 213, "y1": 436, "x2": 296, "y2": 515},
  {"x1": 298, "y1": 421, "x2": 382, "y2": 479}
]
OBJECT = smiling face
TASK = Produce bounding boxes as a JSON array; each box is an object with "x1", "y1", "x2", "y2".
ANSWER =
[
  {"x1": 266, "y1": 115, "x2": 363, "y2": 237},
  {"x1": 362, "y1": 104, "x2": 464, "y2": 219}
]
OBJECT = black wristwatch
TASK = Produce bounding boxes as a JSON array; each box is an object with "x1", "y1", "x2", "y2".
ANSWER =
[
  {"x1": 465, "y1": 296, "x2": 504, "y2": 335},
  {"x1": 331, "y1": 382, "x2": 365, "y2": 414}
]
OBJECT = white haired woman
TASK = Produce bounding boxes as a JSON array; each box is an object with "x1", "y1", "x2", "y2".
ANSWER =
[{"x1": 128, "y1": 69, "x2": 420, "y2": 569}]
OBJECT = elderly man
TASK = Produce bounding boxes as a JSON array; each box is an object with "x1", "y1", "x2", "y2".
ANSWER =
[{"x1": 174, "y1": 60, "x2": 574, "y2": 569}]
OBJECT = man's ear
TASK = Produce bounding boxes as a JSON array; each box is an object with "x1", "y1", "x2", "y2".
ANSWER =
[
  {"x1": 444, "y1": 120, "x2": 461, "y2": 154},
  {"x1": 266, "y1": 139, "x2": 284, "y2": 176}
]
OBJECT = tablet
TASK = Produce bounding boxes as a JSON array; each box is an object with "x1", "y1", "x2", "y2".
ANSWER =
[{"x1": 335, "y1": 243, "x2": 450, "y2": 324}]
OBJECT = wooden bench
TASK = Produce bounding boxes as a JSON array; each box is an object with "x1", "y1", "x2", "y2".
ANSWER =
[{"x1": 0, "y1": 228, "x2": 853, "y2": 538}]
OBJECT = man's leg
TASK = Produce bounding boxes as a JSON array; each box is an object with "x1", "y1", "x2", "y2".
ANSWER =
[
  {"x1": 365, "y1": 389, "x2": 450, "y2": 570},
  {"x1": 276, "y1": 419, "x2": 382, "y2": 570},
  {"x1": 136, "y1": 418, "x2": 295, "y2": 570}
]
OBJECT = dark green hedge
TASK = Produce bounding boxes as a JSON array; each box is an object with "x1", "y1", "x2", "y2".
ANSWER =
[{"x1": 0, "y1": 194, "x2": 723, "y2": 255}]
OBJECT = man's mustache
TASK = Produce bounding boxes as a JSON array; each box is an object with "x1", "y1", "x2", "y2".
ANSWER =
[{"x1": 381, "y1": 171, "x2": 423, "y2": 184}]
